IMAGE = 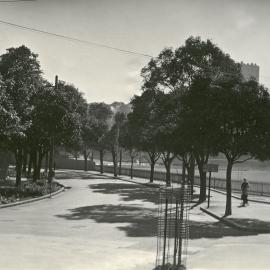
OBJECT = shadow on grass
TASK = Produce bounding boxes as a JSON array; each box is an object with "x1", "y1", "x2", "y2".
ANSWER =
[
  {"x1": 56, "y1": 204, "x2": 270, "y2": 239},
  {"x1": 89, "y1": 182, "x2": 160, "y2": 205}
]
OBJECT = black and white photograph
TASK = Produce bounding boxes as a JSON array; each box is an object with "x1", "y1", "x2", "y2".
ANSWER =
[{"x1": 0, "y1": 1, "x2": 270, "y2": 269}]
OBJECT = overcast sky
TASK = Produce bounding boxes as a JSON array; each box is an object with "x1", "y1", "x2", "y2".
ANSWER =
[{"x1": 0, "y1": 0, "x2": 269, "y2": 103}]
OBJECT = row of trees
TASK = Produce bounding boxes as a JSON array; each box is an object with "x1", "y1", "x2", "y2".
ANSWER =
[
  {"x1": 0, "y1": 45, "x2": 127, "y2": 188},
  {"x1": 121, "y1": 37, "x2": 270, "y2": 216},
  {"x1": 0, "y1": 46, "x2": 91, "y2": 186},
  {"x1": 1, "y1": 37, "x2": 270, "y2": 216}
]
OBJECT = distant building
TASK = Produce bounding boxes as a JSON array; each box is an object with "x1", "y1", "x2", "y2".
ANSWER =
[
  {"x1": 240, "y1": 62, "x2": 259, "y2": 82},
  {"x1": 110, "y1": 102, "x2": 132, "y2": 114}
]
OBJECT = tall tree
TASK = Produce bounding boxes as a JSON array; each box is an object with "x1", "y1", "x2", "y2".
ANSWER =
[
  {"x1": 154, "y1": 91, "x2": 177, "y2": 186},
  {"x1": 0, "y1": 80, "x2": 21, "y2": 179},
  {"x1": 31, "y1": 80, "x2": 87, "y2": 177},
  {"x1": 128, "y1": 89, "x2": 161, "y2": 183},
  {"x1": 0, "y1": 45, "x2": 42, "y2": 185},
  {"x1": 0, "y1": 80, "x2": 21, "y2": 146},
  {"x1": 111, "y1": 112, "x2": 126, "y2": 177},
  {"x1": 141, "y1": 36, "x2": 241, "y2": 198},
  {"x1": 86, "y1": 103, "x2": 112, "y2": 173},
  {"x1": 119, "y1": 121, "x2": 139, "y2": 179},
  {"x1": 180, "y1": 78, "x2": 221, "y2": 201},
  {"x1": 214, "y1": 79, "x2": 270, "y2": 216}
]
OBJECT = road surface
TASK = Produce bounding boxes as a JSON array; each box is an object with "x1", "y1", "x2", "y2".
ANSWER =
[
  {"x1": 0, "y1": 171, "x2": 157, "y2": 270},
  {"x1": 1, "y1": 170, "x2": 270, "y2": 270}
]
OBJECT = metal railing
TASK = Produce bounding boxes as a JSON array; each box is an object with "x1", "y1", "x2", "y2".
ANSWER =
[{"x1": 95, "y1": 165, "x2": 270, "y2": 196}]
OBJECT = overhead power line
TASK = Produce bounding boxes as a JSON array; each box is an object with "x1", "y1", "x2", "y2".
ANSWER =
[
  {"x1": 0, "y1": 0, "x2": 36, "y2": 2},
  {"x1": 0, "y1": 19, "x2": 153, "y2": 58}
]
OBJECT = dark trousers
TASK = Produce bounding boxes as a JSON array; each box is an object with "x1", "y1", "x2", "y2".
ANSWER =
[{"x1": 241, "y1": 194, "x2": 248, "y2": 205}]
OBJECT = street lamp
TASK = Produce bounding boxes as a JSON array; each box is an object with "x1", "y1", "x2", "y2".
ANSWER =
[{"x1": 48, "y1": 75, "x2": 58, "y2": 197}]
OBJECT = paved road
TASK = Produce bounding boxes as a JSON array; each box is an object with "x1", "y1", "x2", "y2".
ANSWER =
[
  {"x1": 1, "y1": 170, "x2": 270, "y2": 270},
  {"x1": 0, "y1": 172, "x2": 157, "y2": 270}
]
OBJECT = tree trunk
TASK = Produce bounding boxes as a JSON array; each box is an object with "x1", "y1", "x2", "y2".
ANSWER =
[
  {"x1": 150, "y1": 160, "x2": 155, "y2": 183},
  {"x1": 148, "y1": 152, "x2": 159, "y2": 183},
  {"x1": 83, "y1": 150, "x2": 88, "y2": 171},
  {"x1": 22, "y1": 149, "x2": 28, "y2": 175},
  {"x1": 27, "y1": 151, "x2": 33, "y2": 178},
  {"x1": 45, "y1": 151, "x2": 49, "y2": 173},
  {"x1": 187, "y1": 156, "x2": 195, "y2": 196},
  {"x1": 162, "y1": 153, "x2": 174, "y2": 187},
  {"x1": 138, "y1": 152, "x2": 142, "y2": 166},
  {"x1": 182, "y1": 162, "x2": 186, "y2": 184},
  {"x1": 186, "y1": 155, "x2": 195, "y2": 196},
  {"x1": 113, "y1": 123, "x2": 119, "y2": 178},
  {"x1": 111, "y1": 148, "x2": 118, "y2": 177},
  {"x1": 100, "y1": 150, "x2": 104, "y2": 174},
  {"x1": 130, "y1": 157, "x2": 134, "y2": 179},
  {"x1": 37, "y1": 148, "x2": 43, "y2": 179},
  {"x1": 48, "y1": 137, "x2": 54, "y2": 184},
  {"x1": 32, "y1": 149, "x2": 38, "y2": 182},
  {"x1": 197, "y1": 162, "x2": 207, "y2": 202},
  {"x1": 164, "y1": 161, "x2": 171, "y2": 186},
  {"x1": 225, "y1": 161, "x2": 233, "y2": 216},
  {"x1": 15, "y1": 147, "x2": 23, "y2": 186},
  {"x1": 118, "y1": 148, "x2": 122, "y2": 175}
]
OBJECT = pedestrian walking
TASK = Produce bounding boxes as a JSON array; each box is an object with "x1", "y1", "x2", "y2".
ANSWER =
[{"x1": 241, "y1": 178, "x2": 249, "y2": 206}]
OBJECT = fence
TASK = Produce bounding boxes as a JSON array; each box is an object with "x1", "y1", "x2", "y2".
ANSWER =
[
  {"x1": 53, "y1": 157, "x2": 95, "y2": 171},
  {"x1": 195, "y1": 176, "x2": 270, "y2": 196},
  {"x1": 95, "y1": 165, "x2": 270, "y2": 196},
  {"x1": 5, "y1": 157, "x2": 95, "y2": 180}
]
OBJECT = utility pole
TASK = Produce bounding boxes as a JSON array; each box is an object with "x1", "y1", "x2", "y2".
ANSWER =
[
  {"x1": 203, "y1": 163, "x2": 218, "y2": 208},
  {"x1": 48, "y1": 75, "x2": 58, "y2": 196}
]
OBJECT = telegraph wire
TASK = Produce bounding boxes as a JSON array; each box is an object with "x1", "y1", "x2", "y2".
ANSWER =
[
  {"x1": 0, "y1": 19, "x2": 153, "y2": 58},
  {"x1": 0, "y1": 18, "x2": 268, "y2": 77},
  {"x1": 0, "y1": 0, "x2": 36, "y2": 2}
]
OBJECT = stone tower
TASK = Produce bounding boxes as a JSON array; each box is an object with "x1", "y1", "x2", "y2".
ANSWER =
[{"x1": 240, "y1": 62, "x2": 259, "y2": 82}]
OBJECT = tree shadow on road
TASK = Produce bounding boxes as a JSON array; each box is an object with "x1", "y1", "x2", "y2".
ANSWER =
[
  {"x1": 190, "y1": 219, "x2": 270, "y2": 238},
  {"x1": 89, "y1": 182, "x2": 202, "y2": 207},
  {"x1": 56, "y1": 204, "x2": 270, "y2": 239},
  {"x1": 56, "y1": 204, "x2": 158, "y2": 237},
  {"x1": 226, "y1": 218, "x2": 270, "y2": 233},
  {"x1": 89, "y1": 182, "x2": 160, "y2": 205}
]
